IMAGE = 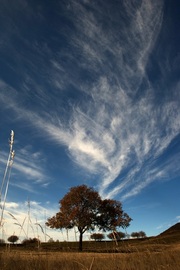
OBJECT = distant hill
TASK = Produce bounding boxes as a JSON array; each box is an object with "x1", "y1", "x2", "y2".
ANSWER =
[
  {"x1": 153, "y1": 223, "x2": 180, "y2": 244},
  {"x1": 159, "y1": 223, "x2": 180, "y2": 236}
]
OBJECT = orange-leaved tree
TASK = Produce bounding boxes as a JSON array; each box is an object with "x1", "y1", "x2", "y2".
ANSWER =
[{"x1": 46, "y1": 185, "x2": 132, "y2": 251}]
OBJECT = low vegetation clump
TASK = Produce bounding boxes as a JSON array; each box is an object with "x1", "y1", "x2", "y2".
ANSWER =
[
  {"x1": 7, "y1": 235, "x2": 19, "y2": 244},
  {"x1": 90, "y1": 233, "x2": 105, "y2": 241},
  {"x1": 21, "y1": 238, "x2": 40, "y2": 246}
]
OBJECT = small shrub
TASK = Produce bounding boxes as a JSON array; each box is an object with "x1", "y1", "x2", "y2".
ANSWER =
[
  {"x1": 22, "y1": 238, "x2": 40, "y2": 246},
  {"x1": 107, "y1": 231, "x2": 126, "y2": 240},
  {"x1": 7, "y1": 235, "x2": 19, "y2": 244},
  {"x1": 90, "y1": 233, "x2": 105, "y2": 241},
  {"x1": 48, "y1": 238, "x2": 54, "y2": 243},
  {"x1": 131, "y1": 231, "x2": 146, "y2": 238}
]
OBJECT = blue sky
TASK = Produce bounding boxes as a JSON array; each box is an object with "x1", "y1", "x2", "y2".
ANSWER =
[{"x1": 0, "y1": 0, "x2": 179, "y2": 241}]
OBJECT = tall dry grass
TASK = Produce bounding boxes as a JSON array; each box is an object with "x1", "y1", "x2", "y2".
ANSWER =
[
  {"x1": 0, "y1": 130, "x2": 15, "y2": 227},
  {"x1": 0, "y1": 246, "x2": 179, "y2": 270}
]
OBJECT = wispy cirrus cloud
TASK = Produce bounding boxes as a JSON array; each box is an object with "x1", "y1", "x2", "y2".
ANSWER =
[
  {"x1": 0, "y1": 0, "x2": 179, "y2": 201},
  {"x1": 14, "y1": 150, "x2": 47, "y2": 183},
  {"x1": 0, "y1": 140, "x2": 50, "y2": 193}
]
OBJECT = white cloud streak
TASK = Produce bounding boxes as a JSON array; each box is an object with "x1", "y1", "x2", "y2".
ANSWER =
[
  {"x1": 0, "y1": 0, "x2": 179, "y2": 201},
  {"x1": 0, "y1": 140, "x2": 49, "y2": 193}
]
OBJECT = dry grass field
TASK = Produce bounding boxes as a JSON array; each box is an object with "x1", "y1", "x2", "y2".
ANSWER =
[
  {"x1": 0, "y1": 223, "x2": 180, "y2": 270},
  {"x1": 0, "y1": 248, "x2": 180, "y2": 270}
]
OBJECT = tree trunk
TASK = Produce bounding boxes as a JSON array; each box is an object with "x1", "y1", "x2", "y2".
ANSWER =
[{"x1": 79, "y1": 231, "x2": 83, "y2": 251}]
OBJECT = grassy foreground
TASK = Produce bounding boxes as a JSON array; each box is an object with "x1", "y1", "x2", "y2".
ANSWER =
[
  {"x1": 0, "y1": 248, "x2": 180, "y2": 270},
  {"x1": 1, "y1": 224, "x2": 180, "y2": 270},
  {"x1": 0, "y1": 239, "x2": 180, "y2": 270}
]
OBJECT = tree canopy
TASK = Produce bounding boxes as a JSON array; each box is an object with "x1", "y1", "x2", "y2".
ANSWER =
[
  {"x1": 107, "y1": 231, "x2": 126, "y2": 240},
  {"x1": 90, "y1": 233, "x2": 105, "y2": 241},
  {"x1": 131, "y1": 231, "x2": 146, "y2": 238},
  {"x1": 98, "y1": 199, "x2": 132, "y2": 231},
  {"x1": 7, "y1": 235, "x2": 19, "y2": 244},
  {"x1": 46, "y1": 185, "x2": 132, "y2": 251}
]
